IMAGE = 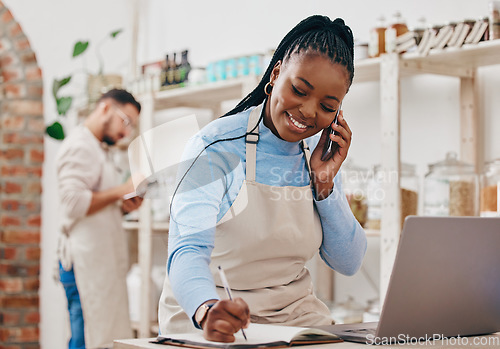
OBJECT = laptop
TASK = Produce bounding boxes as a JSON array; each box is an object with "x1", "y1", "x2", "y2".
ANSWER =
[{"x1": 317, "y1": 216, "x2": 500, "y2": 344}]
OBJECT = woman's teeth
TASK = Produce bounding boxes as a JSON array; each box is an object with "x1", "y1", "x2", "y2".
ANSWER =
[{"x1": 287, "y1": 113, "x2": 307, "y2": 129}]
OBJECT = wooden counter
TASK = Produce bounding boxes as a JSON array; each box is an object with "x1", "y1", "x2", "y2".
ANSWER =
[{"x1": 115, "y1": 333, "x2": 500, "y2": 349}]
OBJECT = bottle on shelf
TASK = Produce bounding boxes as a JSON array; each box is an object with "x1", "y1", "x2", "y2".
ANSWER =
[
  {"x1": 166, "y1": 53, "x2": 176, "y2": 85},
  {"x1": 369, "y1": 16, "x2": 386, "y2": 58},
  {"x1": 385, "y1": 12, "x2": 409, "y2": 53},
  {"x1": 173, "y1": 52, "x2": 182, "y2": 84},
  {"x1": 179, "y1": 49, "x2": 192, "y2": 83},
  {"x1": 161, "y1": 54, "x2": 170, "y2": 87}
]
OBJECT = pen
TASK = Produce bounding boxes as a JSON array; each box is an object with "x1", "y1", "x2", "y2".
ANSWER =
[{"x1": 217, "y1": 265, "x2": 248, "y2": 340}]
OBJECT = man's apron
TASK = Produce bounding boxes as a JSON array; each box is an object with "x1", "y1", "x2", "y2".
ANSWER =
[
  {"x1": 159, "y1": 104, "x2": 333, "y2": 334},
  {"x1": 59, "y1": 149, "x2": 132, "y2": 348}
]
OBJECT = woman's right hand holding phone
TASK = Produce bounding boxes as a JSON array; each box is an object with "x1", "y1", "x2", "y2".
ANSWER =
[{"x1": 310, "y1": 110, "x2": 352, "y2": 200}]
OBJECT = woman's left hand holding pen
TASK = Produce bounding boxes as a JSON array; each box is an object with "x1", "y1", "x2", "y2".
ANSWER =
[{"x1": 202, "y1": 298, "x2": 250, "y2": 343}]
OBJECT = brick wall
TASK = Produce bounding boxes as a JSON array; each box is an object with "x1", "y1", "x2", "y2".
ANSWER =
[{"x1": 0, "y1": 0, "x2": 43, "y2": 348}]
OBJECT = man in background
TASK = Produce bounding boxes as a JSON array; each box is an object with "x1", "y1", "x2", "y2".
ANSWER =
[{"x1": 56, "y1": 89, "x2": 143, "y2": 349}]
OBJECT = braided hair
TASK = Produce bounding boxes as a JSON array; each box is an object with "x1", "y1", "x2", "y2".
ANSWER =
[{"x1": 223, "y1": 15, "x2": 354, "y2": 117}]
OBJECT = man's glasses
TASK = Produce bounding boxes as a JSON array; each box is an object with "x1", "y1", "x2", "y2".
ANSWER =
[{"x1": 112, "y1": 104, "x2": 134, "y2": 129}]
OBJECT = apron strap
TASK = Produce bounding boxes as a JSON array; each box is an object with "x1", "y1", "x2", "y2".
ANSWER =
[
  {"x1": 300, "y1": 140, "x2": 313, "y2": 186},
  {"x1": 245, "y1": 105, "x2": 262, "y2": 182}
]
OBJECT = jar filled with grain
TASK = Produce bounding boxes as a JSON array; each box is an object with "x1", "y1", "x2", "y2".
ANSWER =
[
  {"x1": 480, "y1": 159, "x2": 500, "y2": 217},
  {"x1": 366, "y1": 163, "x2": 419, "y2": 230},
  {"x1": 424, "y1": 152, "x2": 479, "y2": 217},
  {"x1": 400, "y1": 163, "x2": 419, "y2": 226},
  {"x1": 341, "y1": 159, "x2": 369, "y2": 228}
]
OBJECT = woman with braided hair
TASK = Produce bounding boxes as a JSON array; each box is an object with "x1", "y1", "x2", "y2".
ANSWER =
[{"x1": 159, "y1": 15, "x2": 367, "y2": 342}]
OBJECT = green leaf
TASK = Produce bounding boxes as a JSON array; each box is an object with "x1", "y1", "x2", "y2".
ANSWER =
[
  {"x1": 52, "y1": 76, "x2": 72, "y2": 99},
  {"x1": 73, "y1": 41, "x2": 89, "y2": 57},
  {"x1": 110, "y1": 29, "x2": 122, "y2": 38},
  {"x1": 56, "y1": 96, "x2": 73, "y2": 116},
  {"x1": 46, "y1": 121, "x2": 65, "y2": 140}
]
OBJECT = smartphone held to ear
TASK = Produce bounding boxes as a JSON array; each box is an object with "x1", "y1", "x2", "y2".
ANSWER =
[{"x1": 321, "y1": 105, "x2": 341, "y2": 161}]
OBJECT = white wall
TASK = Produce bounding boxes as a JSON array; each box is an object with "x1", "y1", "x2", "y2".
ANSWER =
[{"x1": 4, "y1": 0, "x2": 500, "y2": 347}]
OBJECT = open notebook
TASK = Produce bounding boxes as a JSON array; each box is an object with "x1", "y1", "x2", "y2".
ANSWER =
[{"x1": 153, "y1": 323, "x2": 342, "y2": 348}]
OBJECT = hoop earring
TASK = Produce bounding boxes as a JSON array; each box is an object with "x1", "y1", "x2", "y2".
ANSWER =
[{"x1": 264, "y1": 82, "x2": 273, "y2": 96}]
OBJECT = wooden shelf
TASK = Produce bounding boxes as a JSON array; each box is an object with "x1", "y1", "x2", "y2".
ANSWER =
[
  {"x1": 123, "y1": 220, "x2": 169, "y2": 232},
  {"x1": 364, "y1": 229, "x2": 381, "y2": 238},
  {"x1": 145, "y1": 76, "x2": 259, "y2": 111},
  {"x1": 354, "y1": 39, "x2": 500, "y2": 83},
  {"x1": 353, "y1": 57, "x2": 381, "y2": 83}
]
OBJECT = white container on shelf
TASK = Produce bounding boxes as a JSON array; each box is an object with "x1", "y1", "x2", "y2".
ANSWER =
[{"x1": 127, "y1": 264, "x2": 159, "y2": 322}]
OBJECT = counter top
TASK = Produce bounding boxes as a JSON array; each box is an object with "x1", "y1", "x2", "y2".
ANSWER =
[{"x1": 114, "y1": 333, "x2": 500, "y2": 349}]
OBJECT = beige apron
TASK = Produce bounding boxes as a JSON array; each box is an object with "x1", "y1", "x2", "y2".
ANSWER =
[
  {"x1": 159, "y1": 104, "x2": 333, "y2": 334},
  {"x1": 62, "y1": 149, "x2": 132, "y2": 348}
]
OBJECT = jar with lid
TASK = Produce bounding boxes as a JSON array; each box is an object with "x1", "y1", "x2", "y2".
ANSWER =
[
  {"x1": 480, "y1": 159, "x2": 500, "y2": 217},
  {"x1": 366, "y1": 162, "x2": 419, "y2": 230},
  {"x1": 423, "y1": 152, "x2": 479, "y2": 217},
  {"x1": 368, "y1": 16, "x2": 386, "y2": 58},
  {"x1": 341, "y1": 159, "x2": 369, "y2": 227},
  {"x1": 385, "y1": 12, "x2": 409, "y2": 53}
]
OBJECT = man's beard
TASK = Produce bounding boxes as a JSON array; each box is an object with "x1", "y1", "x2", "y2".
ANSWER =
[
  {"x1": 102, "y1": 135, "x2": 116, "y2": 146},
  {"x1": 101, "y1": 121, "x2": 116, "y2": 146}
]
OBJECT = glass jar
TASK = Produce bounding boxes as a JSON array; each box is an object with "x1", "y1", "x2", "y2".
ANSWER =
[
  {"x1": 424, "y1": 152, "x2": 479, "y2": 217},
  {"x1": 368, "y1": 16, "x2": 386, "y2": 58},
  {"x1": 366, "y1": 162, "x2": 419, "y2": 230},
  {"x1": 341, "y1": 159, "x2": 369, "y2": 227},
  {"x1": 480, "y1": 159, "x2": 500, "y2": 217}
]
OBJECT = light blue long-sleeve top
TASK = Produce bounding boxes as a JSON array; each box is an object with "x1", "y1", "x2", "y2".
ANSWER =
[{"x1": 167, "y1": 104, "x2": 367, "y2": 321}]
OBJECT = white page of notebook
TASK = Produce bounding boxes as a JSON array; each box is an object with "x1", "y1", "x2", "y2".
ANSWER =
[{"x1": 159, "y1": 323, "x2": 334, "y2": 346}]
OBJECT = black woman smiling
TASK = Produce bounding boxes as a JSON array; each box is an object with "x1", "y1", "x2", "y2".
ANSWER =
[{"x1": 159, "y1": 15, "x2": 367, "y2": 343}]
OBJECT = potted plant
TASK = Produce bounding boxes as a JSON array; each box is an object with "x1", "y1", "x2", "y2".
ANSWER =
[{"x1": 46, "y1": 29, "x2": 123, "y2": 140}]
